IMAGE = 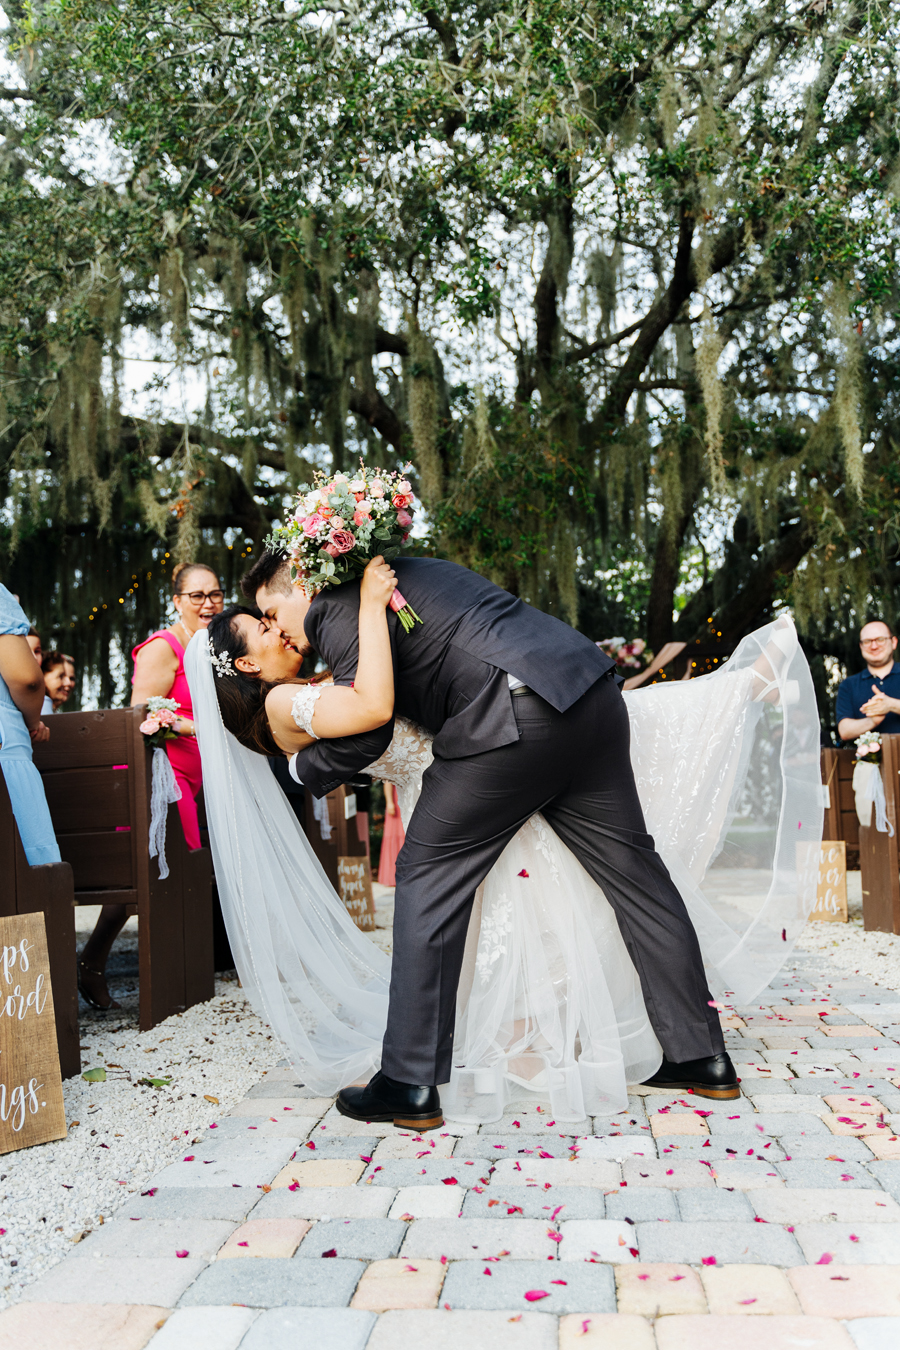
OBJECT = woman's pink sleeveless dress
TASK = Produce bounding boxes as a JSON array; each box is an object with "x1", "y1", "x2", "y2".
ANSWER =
[{"x1": 132, "y1": 630, "x2": 203, "y2": 851}]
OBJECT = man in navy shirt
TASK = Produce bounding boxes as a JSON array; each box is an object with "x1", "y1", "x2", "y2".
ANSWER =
[{"x1": 836, "y1": 619, "x2": 900, "y2": 740}]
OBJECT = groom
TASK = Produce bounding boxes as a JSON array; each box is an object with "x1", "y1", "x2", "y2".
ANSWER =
[{"x1": 244, "y1": 551, "x2": 738, "y2": 1126}]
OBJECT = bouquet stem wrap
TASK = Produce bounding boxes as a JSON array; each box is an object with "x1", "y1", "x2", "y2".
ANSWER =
[
  {"x1": 389, "y1": 588, "x2": 422, "y2": 634},
  {"x1": 148, "y1": 746, "x2": 183, "y2": 879}
]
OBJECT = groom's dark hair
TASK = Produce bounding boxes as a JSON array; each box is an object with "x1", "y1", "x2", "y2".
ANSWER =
[{"x1": 241, "y1": 548, "x2": 291, "y2": 603}]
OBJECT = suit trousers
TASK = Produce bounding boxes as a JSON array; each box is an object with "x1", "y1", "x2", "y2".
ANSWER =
[{"x1": 382, "y1": 673, "x2": 725, "y2": 1085}]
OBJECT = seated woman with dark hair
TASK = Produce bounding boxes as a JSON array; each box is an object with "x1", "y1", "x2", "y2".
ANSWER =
[{"x1": 207, "y1": 556, "x2": 398, "y2": 756}]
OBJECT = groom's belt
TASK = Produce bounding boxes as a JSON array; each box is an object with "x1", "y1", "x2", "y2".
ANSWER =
[{"x1": 510, "y1": 684, "x2": 537, "y2": 698}]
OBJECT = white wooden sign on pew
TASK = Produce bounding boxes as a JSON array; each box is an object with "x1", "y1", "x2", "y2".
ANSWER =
[{"x1": 0, "y1": 912, "x2": 67, "y2": 1154}]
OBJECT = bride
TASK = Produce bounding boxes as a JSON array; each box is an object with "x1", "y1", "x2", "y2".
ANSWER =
[{"x1": 186, "y1": 559, "x2": 822, "y2": 1124}]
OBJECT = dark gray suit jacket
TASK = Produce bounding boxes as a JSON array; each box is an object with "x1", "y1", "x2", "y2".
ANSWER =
[{"x1": 293, "y1": 557, "x2": 613, "y2": 798}]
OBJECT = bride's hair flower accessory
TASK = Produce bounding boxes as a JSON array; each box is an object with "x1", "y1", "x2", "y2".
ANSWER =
[
  {"x1": 207, "y1": 645, "x2": 237, "y2": 679},
  {"x1": 266, "y1": 460, "x2": 422, "y2": 633}
]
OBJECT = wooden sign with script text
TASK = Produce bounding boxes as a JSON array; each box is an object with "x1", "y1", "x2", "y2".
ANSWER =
[
  {"x1": 809, "y1": 841, "x2": 849, "y2": 923},
  {"x1": 337, "y1": 856, "x2": 377, "y2": 932},
  {"x1": 0, "y1": 912, "x2": 67, "y2": 1154}
]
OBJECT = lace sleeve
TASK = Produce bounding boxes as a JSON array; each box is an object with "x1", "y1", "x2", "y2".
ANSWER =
[{"x1": 290, "y1": 685, "x2": 324, "y2": 739}]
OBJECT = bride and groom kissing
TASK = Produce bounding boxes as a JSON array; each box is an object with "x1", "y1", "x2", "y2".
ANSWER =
[{"x1": 198, "y1": 548, "x2": 747, "y2": 1130}]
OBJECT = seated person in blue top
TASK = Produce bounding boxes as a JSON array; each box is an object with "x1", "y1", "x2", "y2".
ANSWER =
[{"x1": 836, "y1": 619, "x2": 900, "y2": 742}]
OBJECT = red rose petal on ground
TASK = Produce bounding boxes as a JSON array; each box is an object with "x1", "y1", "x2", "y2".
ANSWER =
[
  {"x1": 524, "y1": 1290, "x2": 550, "y2": 1301},
  {"x1": 441, "y1": 1177, "x2": 459, "y2": 1186},
  {"x1": 322, "y1": 1248, "x2": 338, "y2": 1258},
  {"x1": 518, "y1": 869, "x2": 529, "y2": 878}
]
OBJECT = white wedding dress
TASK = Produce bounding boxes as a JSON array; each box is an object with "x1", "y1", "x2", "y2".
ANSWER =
[{"x1": 185, "y1": 615, "x2": 823, "y2": 1123}]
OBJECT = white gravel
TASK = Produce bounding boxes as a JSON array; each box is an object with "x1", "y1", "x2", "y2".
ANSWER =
[
  {"x1": 795, "y1": 869, "x2": 900, "y2": 989},
  {"x1": 0, "y1": 970, "x2": 281, "y2": 1308}
]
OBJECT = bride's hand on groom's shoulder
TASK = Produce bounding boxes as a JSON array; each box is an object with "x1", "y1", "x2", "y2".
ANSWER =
[{"x1": 361, "y1": 556, "x2": 398, "y2": 609}]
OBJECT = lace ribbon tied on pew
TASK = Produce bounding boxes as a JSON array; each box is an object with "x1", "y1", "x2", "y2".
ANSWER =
[
  {"x1": 148, "y1": 747, "x2": 182, "y2": 879},
  {"x1": 852, "y1": 760, "x2": 895, "y2": 836}
]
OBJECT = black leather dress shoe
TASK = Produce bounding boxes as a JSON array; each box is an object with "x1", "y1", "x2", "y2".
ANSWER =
[
  {"x1": 642, "y1": 1051, "x2": 740, "y2": 1100},
  {"x1": 336, "y1": 1071, "x2": 443, "y2": 1130}
]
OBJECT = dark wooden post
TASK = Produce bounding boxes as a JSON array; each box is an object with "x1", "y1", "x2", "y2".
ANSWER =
[
  {"x1": 858, "y1": 733, "x2": 900, "y2": 935},
  {"x1": 303, "y1": 785, "x2": 367, "y2": 892}
]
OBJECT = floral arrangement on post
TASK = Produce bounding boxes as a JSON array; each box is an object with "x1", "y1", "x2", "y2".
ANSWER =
[
  {"x1": 595, "y1": 637, "x2": 654, "y2": 672},
  {"x1": 137, "y1": 697, "x2": 183, "y2": 880},
  {"x1": 267, "y1": 463, "x2": 422, "y2": 632},
  {"x1": 139, "y1": 696, "x2": 180, "y2": 748},
  {"x1": 854, "y1": 731, "x2": 882, "y2": 764}
]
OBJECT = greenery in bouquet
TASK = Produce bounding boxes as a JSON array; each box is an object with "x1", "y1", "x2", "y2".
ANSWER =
[
  {"x1": 854, "y1": 731, "x2": 882, "y2": 765},
  {"x1": 267, "y1": 465, "x2": 422, "y2": 631},
  {"x1": 139, "y1": 696, "x2": 180, "y2": 750},
  {"x1": 595, "y1": 637, "x2": 654, "y2": 673}
]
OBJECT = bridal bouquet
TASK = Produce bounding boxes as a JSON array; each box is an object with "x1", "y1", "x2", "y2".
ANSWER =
[
  {"x1": 138, "y1": 696, "x2": 180, "y2": 748},
  {"x1": 855, "y1": 731, "x2": 882, "y2": 764},
  {"x1": 268, "y1": 464, "x2": 422, "y2": 632}
]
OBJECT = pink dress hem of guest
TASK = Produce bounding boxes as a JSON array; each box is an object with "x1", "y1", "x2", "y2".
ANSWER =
[
  {"x1": 377, "y1": 803, "x2": 405, "y2": 887},
  {"x1": 132, "y1": 630, "x2": 202, "y2": 851}
]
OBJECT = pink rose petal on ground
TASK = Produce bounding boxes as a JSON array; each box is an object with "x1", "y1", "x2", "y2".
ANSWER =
[
  {"x1": 175, "y1": 1250, "x2": 189, "y2": 1258},
  {"x1": 670, "y1": 1275, "x2": 685, "y2": 1281},
  {"x1": 701, "y1": 1256, "x2": 716, "y2": 1266},
  {"x1": 238, "y1": 1241, "x2": 249, "y2": 1247},
  {"x1": 816, "y1": 1252, "x2": 833, "y2": 1265},
  {"x1": 551, "y1": 1279, "x2": 567, "y2": 1285},
  {"x1": 524, "y1": 1290, "x2": 550, "y2": 1302},
  {"x1": 738, "y1": 1298, "x2": 757, "y2": 1305},
  {"x1": 441, "y1": 1177, "x2": 458, "y2": 1186}
]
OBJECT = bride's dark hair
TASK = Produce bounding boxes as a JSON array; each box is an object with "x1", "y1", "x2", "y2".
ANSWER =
[{"x1": 206, "y1": 606, "x2": 329, "y2": 758}]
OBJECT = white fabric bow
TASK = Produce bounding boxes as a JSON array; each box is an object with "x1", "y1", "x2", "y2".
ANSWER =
[{"x1": 148, "y1": 747, "x2": 183, "y2": 879}]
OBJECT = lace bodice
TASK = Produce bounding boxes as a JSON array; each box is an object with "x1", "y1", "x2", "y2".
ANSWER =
[{"x1": 365, "y1": 718, "x2": 434, "y2": 825}]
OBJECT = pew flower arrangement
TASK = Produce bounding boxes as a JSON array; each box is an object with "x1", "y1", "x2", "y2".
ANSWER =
[
  {"x1": 139, "y1": 696, "x2": 180, "y2": 750},
  {"x1": 138, "y1": 697, "x2": 183, "y2": 880},
  {"x1": 595, "y1": 637, "x2": 654, "y2": 672},
  {"x1": 854, "y1": 731, "x2": 882, "y2": 764},
  {"x1": 267, "y1": 463, "x2": 423, "y2": 632}
]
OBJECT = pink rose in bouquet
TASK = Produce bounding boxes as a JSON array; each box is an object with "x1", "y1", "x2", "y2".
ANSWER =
[
  {"x1": 392, "y1": 492, "x2": 412, "y2": 509},
  {"x1": 396, "y1": 508, "x2": 413, "y2": 529},
  {"x1": 353, "y1": 509, "x2": 370, "y2": 526},
  {"x1": 397, "y1": 479, "x2": 412, "y2": 495},
  {"x1": 329, "y1": 515, "x2": 346, "y2": 530},
  {"x1": 325, "y1": 528, "x2": 355, "y2": 556},
  {"x1": 302, "y1": 513, "x2": 325, "y2": 537},
  {"x1": 139, "y1": 717, "x2": 161, "y2": 736},
  {"x1": 156, "y1": 709, "x2": 178, "y2": 728},
  {"x1": 369, "y1": 479, "x2": 385, "y2": 498}
]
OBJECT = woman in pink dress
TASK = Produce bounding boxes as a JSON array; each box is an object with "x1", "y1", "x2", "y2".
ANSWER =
[
  {"x1": 377, "y1": 780, "x2": 405, "y2": 887},
  {"x1": 76, "y1": 562, "x2": 224, "y2": 1009}
]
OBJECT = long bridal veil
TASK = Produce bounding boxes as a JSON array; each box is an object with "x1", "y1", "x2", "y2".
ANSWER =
[
  {"x1": 186, "y1": 630, "x2": 389, "y2": 1094},
  {"x1": 186, "y1": 615, "x2": 822, "y2": 1109}
]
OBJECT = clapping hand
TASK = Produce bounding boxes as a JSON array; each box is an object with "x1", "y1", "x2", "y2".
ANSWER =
[
  {"x1": 361, "y1": 555, "x2": 398, "y2": 608},
  {"x1": 29, "y1": 721, "x2": 49, "y2": 743},
  {"x1": 860, "y1": 684, "x2": 892, "y2": 724}
]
